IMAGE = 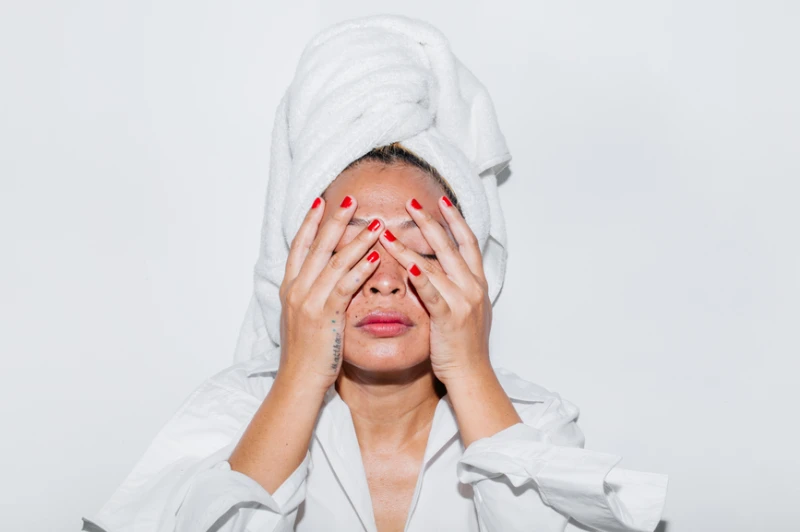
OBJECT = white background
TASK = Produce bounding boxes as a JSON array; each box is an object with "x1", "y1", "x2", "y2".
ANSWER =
[{"x1": 2, "y1": 1, "x2": 798, "y2": 531}]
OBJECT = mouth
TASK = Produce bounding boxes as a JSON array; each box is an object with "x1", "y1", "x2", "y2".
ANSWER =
[{"x1": 355, "y1": 310, "x2": 413, "y2": 338}]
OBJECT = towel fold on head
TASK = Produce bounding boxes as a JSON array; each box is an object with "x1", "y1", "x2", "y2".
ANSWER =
[{"x1": 234, "y1": 14, "x2": 512, "y2": 362}]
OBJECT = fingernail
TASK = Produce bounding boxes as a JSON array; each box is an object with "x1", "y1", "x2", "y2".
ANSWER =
[
  {"x1": 368, "y1": 219, "x2": 381, "y2": 232},
  {"x1": 410, "y1": 198, "x2": 423, "y2": 210},
  {"x1": 367, "y1": 251, "x2": 380, "y2": 263},
  {"x1": 409, "y1": 263, "x2": 421, "y2": 276},
  {"x1": 441, "y1": 196, "x2": 453, "y2": 207},
  {"x1": 311, "y1": 197, "x2": 322, "y2": 209},
  {"x1": 340, "y1": 196, "x2": 353, "y2": 208},
  {"x1": 383, "y1": 229, "x2": 396, "y2": 242}
]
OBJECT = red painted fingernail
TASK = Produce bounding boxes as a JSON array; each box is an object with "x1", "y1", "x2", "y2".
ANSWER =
[
  {"x1": 340, "y1": 196, "x2": 353, "y2": 208},
  {"x1": 366, "y1": 251, "x2": 380, "y2": 263},
  {"x1": 409, "y1": 263, "x2": 421, "y2": 276},
  {"x1": 368, "y1": 219, "x2": 381, "y2": 232},
  {"x1": 441, "y1": 196, "x2": 453, "y2": 207},
  {"x1": 410, "y1": 198, "x2": 423, "y2": 210},
  {"x1": 383, "y1": 229, "x2": 396, "y2": 242},
  {"x1": 311, "y1": 197, "x2": 321, "y2": 209}
]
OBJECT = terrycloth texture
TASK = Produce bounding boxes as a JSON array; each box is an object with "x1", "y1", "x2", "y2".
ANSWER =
[{"x1": 234, "y1": 14, "x2": 512, "y2": 362}]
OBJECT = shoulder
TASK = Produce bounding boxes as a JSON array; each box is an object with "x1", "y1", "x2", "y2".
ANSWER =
[
  {"x1": 154, "y1": 361, "x2": 266, "y2": 441},
  {"x1": 204, "y1": 356, "x2": 278, "y2": 401},
  {"x1": 154, "y1": 356, "x2": 280, "y2": 447},
  {"x1": 493, "y1": 366, "x2": 586, "y2": 448},
  {"x1": 192, "y1": 342, "x2": 283, "y2": 405}
]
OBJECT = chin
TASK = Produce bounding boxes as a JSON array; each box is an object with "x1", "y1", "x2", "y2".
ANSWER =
[{"x1": 342, "y1": 326, "x2": 430, "y2": 374}]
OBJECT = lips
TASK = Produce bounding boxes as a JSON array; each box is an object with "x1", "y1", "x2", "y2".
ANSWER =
[
  {"x1": 355, "y1": 310, "x2": 413, "y2": 338},
  {"x1": 356, "y1": 310, "x2": 413, "y2": 327}
]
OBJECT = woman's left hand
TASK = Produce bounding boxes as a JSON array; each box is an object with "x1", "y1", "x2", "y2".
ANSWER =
[{"x1": 378, "y1": 195, "x2": 493, "y2": 386}]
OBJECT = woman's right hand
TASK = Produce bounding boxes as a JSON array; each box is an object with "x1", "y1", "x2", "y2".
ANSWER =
[{"x1": 277, "y1": 194, "x2": 383, "y2": 391}]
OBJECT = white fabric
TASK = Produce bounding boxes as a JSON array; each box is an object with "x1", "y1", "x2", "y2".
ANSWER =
[
  {"x1": 83, "y1": 14, "x2": 670, "y2": 532},
  {"x1": 83, "y1": 348, "x2": 668, "y2": 532},
  {"x1": 234, "y1": 14, "x2": 512, "y2": 363}
]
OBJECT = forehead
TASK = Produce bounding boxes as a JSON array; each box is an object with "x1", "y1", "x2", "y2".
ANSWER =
[{"x1": 324, "y1": 161, "x2": 447, "y2": 217}]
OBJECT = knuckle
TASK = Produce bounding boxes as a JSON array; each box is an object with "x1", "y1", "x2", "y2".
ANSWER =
[
  {"x1": 452, "y1": 305, "x2": 470, "y2": 323},
  {"x1": 299, "y1": 300, "x2": 317, "y2": 318},
  {"x1": 478, "y1": 277, "x2": 489, "y2": 292},
  {"x1": 427, "y1": 290, "x2": 442, "y2": 307},
  {"x1": 328, "y1": 253, "x2": 346, "y2": 271},
  {"x1": 307, "y1": 240, "x2": 322, "y2": 256},
  {"x1": 421, "y1": 259, "x2": 439, "y2": 275},
  {"x1": 312, "y1": 241, "x2": 333, "y2": 259},
  {"x1": 467, "y1": 295, "x2": 482, "y2": 310},
  {"x1": 279, "y1": 283, "x2": 288, "y2": 301},
  {"x1": 471, "y1": 293, "x2": 485, "y2": 308},
  {"x1": 467, "y1": 285, "x2": 484, "y2": 304},
  {"x1": 286, "y1": 289, "x2": 302, "y2": 308},
  {"x1": 333, "y1": 283, "x2": 351, "y2": 299}
]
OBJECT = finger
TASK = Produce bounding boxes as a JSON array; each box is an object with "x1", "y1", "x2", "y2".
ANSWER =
[
  {"x1": 310, "y1": 217, "x2": 383, "y2": 301},
  {"x1": 325, "y1": 249, "x2": 382, "y2": 311},
  {"x1": 437, "y1": 195, "x2": 486, "y2": 284},
  {"x1": 284, "y1": 196, "x2": 325, "y2": 283},
  {"x1": 406, "y1": 261, "x2": 451, "y2": 318},
  {"x1": 406, "y1": 198, "x2": 474, "y2": 288},
  {"x1": 294, "y1": 195, "x2": 358, "y2": 292},
  {"x1": 379, "y1": 228, "x2": 460, "y2": 311}
]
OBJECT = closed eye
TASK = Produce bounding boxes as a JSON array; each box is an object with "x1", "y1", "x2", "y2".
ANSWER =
[{"x1": 332, "y1": 250, "x2": 436, "y2": 261}]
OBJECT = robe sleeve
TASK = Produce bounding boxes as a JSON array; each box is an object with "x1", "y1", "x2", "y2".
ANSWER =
[
  {"x1": 456, "y1": 397, "x2": 668, "y2": 532},
  {"x1": 80, "y1": 377, "x2": 311, "y2": 532}
]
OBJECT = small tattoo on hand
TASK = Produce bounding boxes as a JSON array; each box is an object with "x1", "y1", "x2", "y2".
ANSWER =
[{"x1": 330, "y1": 332, "x2": 342, "y2": 370}]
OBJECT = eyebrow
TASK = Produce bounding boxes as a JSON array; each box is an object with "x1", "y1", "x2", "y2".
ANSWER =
[
  {"x1": 349, "y1": 217, "x2": 416, "y2": 230},
  {"x1": 349, "y1": 217, "x2": 448, "y2": 231}
]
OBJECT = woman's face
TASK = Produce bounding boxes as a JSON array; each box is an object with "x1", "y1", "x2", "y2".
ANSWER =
[{"x1": 321, "y1": 160, "x2": 453, "y2": 376}]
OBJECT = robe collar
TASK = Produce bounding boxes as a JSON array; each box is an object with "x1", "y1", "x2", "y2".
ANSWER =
[{"x1": 245, "y1": 349, "x2": 548, "y2": 532}]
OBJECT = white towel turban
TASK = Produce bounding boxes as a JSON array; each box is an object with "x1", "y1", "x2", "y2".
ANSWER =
[{"x1": 234, "y1": 14, "x2": 512, "y2": 363}]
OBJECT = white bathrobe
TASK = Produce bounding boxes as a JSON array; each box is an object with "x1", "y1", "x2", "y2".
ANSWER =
[
  {"x1": 82, "y1": 14, "x2": 668, "y2": 532},
  {"x1": 82, "y1": 346, "x2": 667, "y2": 532}
]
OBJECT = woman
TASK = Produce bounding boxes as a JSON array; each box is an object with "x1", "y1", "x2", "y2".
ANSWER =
[{"x1": 83, "y1": 15, "x2": 667, "y2": 532}]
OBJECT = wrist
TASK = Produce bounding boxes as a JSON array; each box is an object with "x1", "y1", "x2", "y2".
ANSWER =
[
  {"x1": 273, "y1": 367, "x2": 331, "y2": 403},
  {"x1": 441, "y1": 362, "x2": 522, "y2": 447},
  {"x1": 437, "y1": 358, "x2": 496, "y2": 392}
]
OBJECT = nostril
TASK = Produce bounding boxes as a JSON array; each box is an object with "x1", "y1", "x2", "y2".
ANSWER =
[
  {"x1": 370, "y1": 287, "x2": 380, "y2": 294},
  {"x1": 391, "y1": 288, "x2": 400, "y2": 294}
]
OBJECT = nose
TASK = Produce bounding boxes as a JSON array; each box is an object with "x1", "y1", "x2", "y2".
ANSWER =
[{"x1": 361, "y1": 241, "x2": 407, "y2": 298}]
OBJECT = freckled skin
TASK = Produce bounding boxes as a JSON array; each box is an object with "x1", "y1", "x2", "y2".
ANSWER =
[
  {"x1": 320, "y1": 161, "x2": 453, "y2": 531},
  {"x1": 322, "y1": 161, "x2": 451, "y2": 376}
]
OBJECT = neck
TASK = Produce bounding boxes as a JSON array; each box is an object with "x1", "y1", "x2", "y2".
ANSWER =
[{"x1": 336, "y1": 360, "x2": 444, "y2": 454}]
